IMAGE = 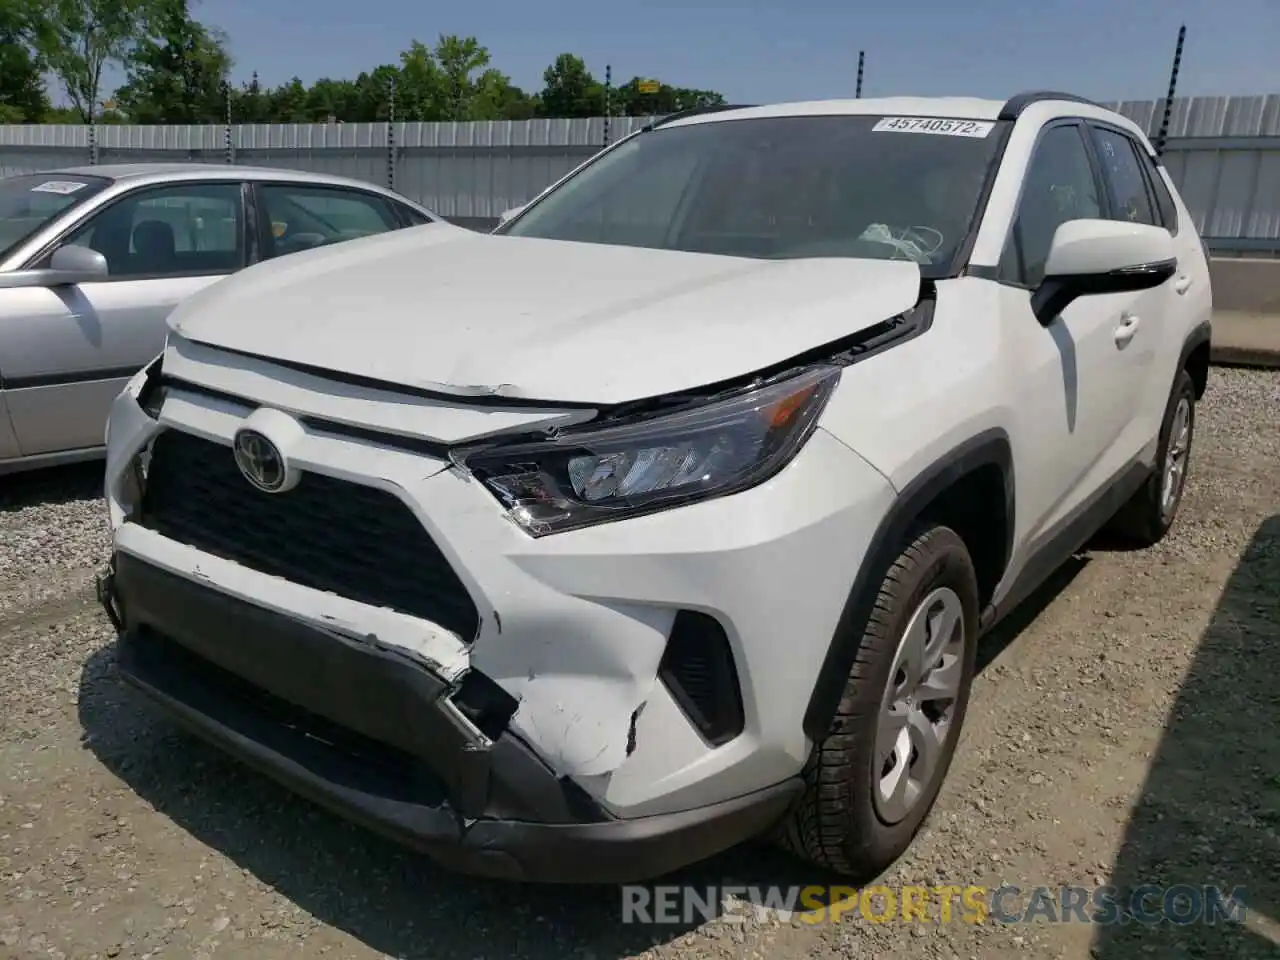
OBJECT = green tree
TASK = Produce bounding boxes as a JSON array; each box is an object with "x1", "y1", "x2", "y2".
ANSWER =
[
  {"x1": 304, "y1": 77, "x2": 360, "y2": 122},
  {"x1": 79, "y1": 33, "x2": 725, "y2": 127},
  {"x1": 0, "y1": 0, "x2": 51, "y2": 121},
  {"x1": 472, "y1": 72, "x2": 537, "y2": 121},
  {"x1": 433, "y1": 34, "x2": 489, "y2": 121},
  {"x1": 232, "y1": 70, "x2": 267, "y2": 122},
  {"x1": 263, "y1": 76, "x2": 308, "y2": 122},
  {"x1": 40, "y1": 0, "x2": 153, "y2": 122},
  {"x1": 613, "y1": 77, "x2": 726, "y2": 117},
  {"x1": 114, "y1": 0, "x2": 232, "y2": 123},
  {"x1": 393, "y1": 36, "x2": 509, "y2": 121},
  {"x1": 538, "y1": 53, "x2": 602, "y2": 118},
  {"x1": 395, "y1": 42, "x2": 442, "y2": 120},
  {"x1": 348, "y1": 65, "x2": 401, "y2": 121}
]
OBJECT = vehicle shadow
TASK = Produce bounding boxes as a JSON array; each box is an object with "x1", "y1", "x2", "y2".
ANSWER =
[
  {"x1": 0, "y1": 460, "x2": 104, "y2": 513},
  {"x1": 74, "y1": 549, "x2": 1088, "y2": 957},
  {"x1": 76, "y1": 640, "x2": 832, "y2": 958},
  {"x1": 1091, "y1": 514, "x2": 1280, "y2": 957}
]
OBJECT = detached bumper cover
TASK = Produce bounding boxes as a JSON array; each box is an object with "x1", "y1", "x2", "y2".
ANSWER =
[{"x1": 98, "y1": 554, "x2": 801, "y2": 883}]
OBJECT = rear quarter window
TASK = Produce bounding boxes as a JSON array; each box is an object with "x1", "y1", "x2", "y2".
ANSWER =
[
  {"x1": 1107, "y1": 126, "x2": 1180, "y2": 236},
  {"x1": 397, "y1": 204, "x2": 432, "y2": 226},
  {"x1": 1143, "y1": 157, "x2": 1181, "y2": 235}
]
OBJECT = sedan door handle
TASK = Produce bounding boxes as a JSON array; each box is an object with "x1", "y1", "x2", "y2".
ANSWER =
[
  {"x1": 1174, "y1": 274, "x2": 1193, "y2": 295},
  {"x1": 1115, "y1": 313, "x2": 1141, "y2": 347}
]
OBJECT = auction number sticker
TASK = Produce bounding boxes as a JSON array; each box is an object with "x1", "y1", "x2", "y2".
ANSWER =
[
  {"x1": 872, "y1": 117, "x2": 995, "y2": 138},
  {"x1": 31, "y1": 180, "x2": 88, "y2": 195}
]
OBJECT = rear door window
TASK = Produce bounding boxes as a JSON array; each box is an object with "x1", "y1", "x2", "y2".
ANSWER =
[
  {"x1": 1089, "y1": 126, "x2": 1157, "y2": 227},
  {"x1": 257, "y1": 184, "x2": 402, "y2": 259}
]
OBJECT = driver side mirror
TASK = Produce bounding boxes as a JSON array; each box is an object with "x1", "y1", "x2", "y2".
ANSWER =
[
  {"x1": 48, "y1": 244, "x2": 110, "y2": 282},
  {"x1": 1031, "y1": 219, "x2": 1176, "y2": 326},
  {"x1": 0, "y1": 243, "x2": 109, "y2": 290}
]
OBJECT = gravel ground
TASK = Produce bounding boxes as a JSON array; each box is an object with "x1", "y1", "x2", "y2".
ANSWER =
[{"x1": 1, "y1": 367, "x2": 1277, "y2": 960}]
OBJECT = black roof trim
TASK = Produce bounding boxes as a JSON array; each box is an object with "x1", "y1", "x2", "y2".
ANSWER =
[
  {"x1": 644, "y1": 105, "x2": 757, "y2": 132},
  {"x1": 998, "y1": 91, "x2": 1103, "y2": 121}
]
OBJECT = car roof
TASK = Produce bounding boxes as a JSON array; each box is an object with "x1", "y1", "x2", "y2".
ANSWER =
[
  {"x1": 665, "y1": 97, "x2": 1009, "y2": 128},
  {"x1": 657, "y1": 93, "x2": 1152, "y2": 151},
  {"x1": 37, "y1": 162, "x2": 414, "y2": 195},
  {"x1": 662, "y1": 93, "x2": 1125, "y2": 128}
]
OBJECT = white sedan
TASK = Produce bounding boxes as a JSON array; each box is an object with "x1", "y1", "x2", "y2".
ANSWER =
[{"x1": 0, "y1": 163, "x2": 441, "y2": 475}]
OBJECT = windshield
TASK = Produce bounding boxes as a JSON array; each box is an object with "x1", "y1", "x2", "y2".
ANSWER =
[
  {"x1": 0, "y1": 174, "x2": 111, "y2": 263},
  {"x1": 502, "y1": 115, "x2": 1007, "y2": 276}
]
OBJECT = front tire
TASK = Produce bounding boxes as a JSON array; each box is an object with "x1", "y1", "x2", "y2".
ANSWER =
[
  {"x1": 777, "y1": 525, "x2": 979, "y2": 879},
  {"x1": 1107, "y1": 368, "x2": 1197, "y2": 547}
]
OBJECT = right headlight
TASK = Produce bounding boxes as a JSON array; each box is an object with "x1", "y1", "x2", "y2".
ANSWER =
[{"x1": 458, "y1": 365, "x2": 841, "y2": 536}]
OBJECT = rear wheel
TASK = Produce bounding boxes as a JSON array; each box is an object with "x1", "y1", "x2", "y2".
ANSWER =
[
  {"x1": 777, "y1": 525, "x2": 979, "y2": 878},
  {"x1": 1107, "y1": 369, "x2": 1196, "y2": 546}
]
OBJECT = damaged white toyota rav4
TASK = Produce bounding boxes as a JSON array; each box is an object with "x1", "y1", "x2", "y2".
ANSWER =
[{"x1": 98, "y1": 92, "x2": 1213, "y2": 883}]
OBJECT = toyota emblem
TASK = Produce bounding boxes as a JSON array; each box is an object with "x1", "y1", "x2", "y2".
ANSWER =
[{"x1": 233, "y1": 429, "x2": 287, "y2": 493}]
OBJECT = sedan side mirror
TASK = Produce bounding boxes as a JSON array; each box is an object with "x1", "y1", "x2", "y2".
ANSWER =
[
  {"x1": 0, "y1": 244, "x2": 109, "y2": 290},
  {"x1": 48, "y1": 244, "x2": 110, "y2": 282},
  {"x1": 1031, "y1": 219, "x2": 1177, "y2": 325}
]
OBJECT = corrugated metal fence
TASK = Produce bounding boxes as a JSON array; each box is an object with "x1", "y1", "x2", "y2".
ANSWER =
[
  {"x1": 2, "y1": 96, "x2": 1279, "y2": 250},
  {"x1": 0, "y1": 116, "x2": 661, "y2": 232}
]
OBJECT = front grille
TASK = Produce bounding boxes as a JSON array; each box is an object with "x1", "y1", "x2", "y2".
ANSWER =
[{"x1": 137, "y1": 429, "x2": 481, "y2": 640}]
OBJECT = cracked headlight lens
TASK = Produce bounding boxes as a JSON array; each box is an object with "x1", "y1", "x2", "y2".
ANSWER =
[{"x1": 460, "y1": 365, "x2": 841, "y2": 536}]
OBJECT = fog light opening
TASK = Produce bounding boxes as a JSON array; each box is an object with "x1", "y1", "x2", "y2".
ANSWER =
[
  {"x1": 659, "y1": 610, "x2": 745, "y2": 747},
  {"x1": 449, "y1": 670, "x2": 518, "y2": 742}
]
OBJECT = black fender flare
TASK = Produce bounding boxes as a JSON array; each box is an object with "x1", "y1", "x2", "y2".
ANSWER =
[
  {"x1": 801, "y1": 428, "x2": 1015, "y2": 742},
  {"x1": 1177, "y1": 319, "x2": 1212, "y2": 396}
]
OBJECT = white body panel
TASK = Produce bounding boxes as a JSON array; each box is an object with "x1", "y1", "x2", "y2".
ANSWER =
[
  {"x1": 100, "y1": 95, "x2": 1213, "y2": 828},
  {"x1": 168, "y1": 229, "x2": 924, "y2": 404},
  {"x1": 105, "y1": 369, "x2": 896, "y2": 815},
  {"x1": 0, "y1": 163, "x2": 441, "y2": 474}
]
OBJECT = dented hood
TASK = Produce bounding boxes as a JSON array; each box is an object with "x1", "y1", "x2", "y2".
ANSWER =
[{"x1": 168, "y1": 224, "x2": 923, "y2": 405}]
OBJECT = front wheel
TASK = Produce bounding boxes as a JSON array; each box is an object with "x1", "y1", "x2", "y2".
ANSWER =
[{"x1": 777, "y1": 525, "x2": 979, "y2": 879}]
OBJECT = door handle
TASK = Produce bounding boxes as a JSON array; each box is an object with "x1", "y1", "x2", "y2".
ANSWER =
[
  {"x1": 1174, "y1": 274, "x2": 1193, "y2": 295},
  {"x1": 1114, "y1": 313, "x2": 1141, "y2": 347}
]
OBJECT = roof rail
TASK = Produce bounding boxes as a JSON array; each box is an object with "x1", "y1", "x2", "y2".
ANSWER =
[
  {"x1": 643, "y1": 104, "x2": 756, "y2": 132},
  {"x1": 998, "y1": 91, "x2": 1102, "y2": 121}
]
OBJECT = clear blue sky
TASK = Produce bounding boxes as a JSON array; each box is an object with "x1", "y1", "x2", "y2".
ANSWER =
[{"x1": 101, "y1": 0, "x2": 1280, "y2": 104}]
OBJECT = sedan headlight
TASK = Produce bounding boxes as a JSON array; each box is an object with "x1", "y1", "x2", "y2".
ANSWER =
[{"x1": 459, "y1": 365, "x2": 841, "y2": 536}]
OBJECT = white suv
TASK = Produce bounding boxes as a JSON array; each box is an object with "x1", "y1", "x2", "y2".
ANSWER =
[{"x1": 98, "y1": 92, "x2": 1213, "y2": 883}]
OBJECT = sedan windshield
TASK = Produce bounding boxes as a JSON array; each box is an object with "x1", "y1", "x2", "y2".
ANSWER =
[
  {"x1": 0, "y1": 173, "x2": 111, "y2": 262},
  {"x1": 502, "y1": 114, "x2": 1007, "y2": 276}
]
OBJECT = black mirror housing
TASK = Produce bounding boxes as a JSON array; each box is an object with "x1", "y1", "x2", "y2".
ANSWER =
[{"x1": 1031, "y1": 258, "x2": 1177, "y2": 326}]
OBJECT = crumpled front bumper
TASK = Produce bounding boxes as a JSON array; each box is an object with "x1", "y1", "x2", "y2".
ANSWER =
[{"x1": 96, "y1": 552, "x2": 802, "y2": 883}]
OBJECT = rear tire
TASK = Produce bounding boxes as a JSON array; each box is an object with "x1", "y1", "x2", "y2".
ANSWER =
[
  {"x1": 777, "y1": 525, "x2": 979, "y2": 878},
  {"x1": 1107, "y1": 369, "x2": 1196, "y2": 547}
]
